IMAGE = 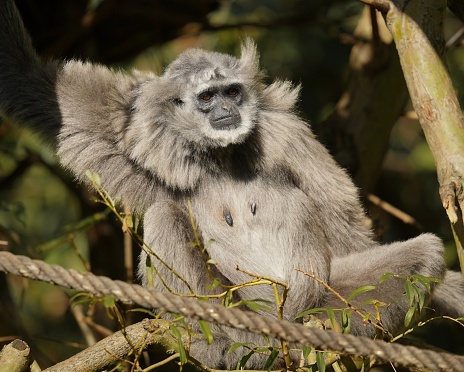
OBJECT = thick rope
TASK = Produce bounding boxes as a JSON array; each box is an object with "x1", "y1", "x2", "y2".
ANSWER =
[{"x1": 0, "y1": 251, "x2": 463, "y2": 371}]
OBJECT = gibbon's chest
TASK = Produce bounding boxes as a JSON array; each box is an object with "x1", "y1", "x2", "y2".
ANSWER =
[{"x1": 189, "y1": 176, "x2": 327, "y2": 280}]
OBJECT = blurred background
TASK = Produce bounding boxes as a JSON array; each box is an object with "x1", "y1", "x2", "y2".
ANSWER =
[{"x1": 0, "y1": 0, "x2": 463, "y2": 369}]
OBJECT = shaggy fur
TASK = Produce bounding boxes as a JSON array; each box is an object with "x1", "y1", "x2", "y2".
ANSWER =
[{"x1": 0, "y1": 0, "x2": 462, "y2": 368}]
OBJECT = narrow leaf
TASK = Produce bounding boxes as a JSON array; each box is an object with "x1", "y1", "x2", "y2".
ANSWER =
[
  {"x1": 198, "y1": 320, "x2": 213, "y2": 345},
  {"x1": 303, "y1": 345, "x2": 311, "y2": 359},
  {"x1": 170, "y1": 325, "x2": 187, "y2": 363},
  {"x1": 379, "y1": 272, "x2": 394, "y2": 284},
  {"x1": 85, "y1": 170, "x2": 101, "y2": 186},
  {"x1": 205, "y1": 278, "x2": 221, "y2": 291},
  {"x1": 264, "y1": 348, "x2": 280, "y2": 371},
  {"x1": 237, "y1": 349, "x2": 254, "y2": 369},
  {"x1": 326, "y1": 308, "x2": 336, "y2": 329},
  {"x1": 228, "y1": 342, "x2": 252, "y2": 354},
  {"x1": 316, "y1": 351, "x2": 326, "y2": 372},
  {"x1": 404, "y1": 306, "x2": 416, "y2": 327},
  {"x1": 347, "y1": 285, "x2": 376, "y2": 303},
  {"x1": 102, "y1": 295, "x2": 115, "y2": 308},
  {"x1": 341, "y1": 309, "x2": 351, "y2": 334},
  {"x1": 405, "y1": 280, "x2": 414, "y2": 306},
  {"x1": 295, "y1": 307, "x2": 330, "y2": 320},
  {"x1": 240, "y1": 299, "x2": 273, "y2": 312}
]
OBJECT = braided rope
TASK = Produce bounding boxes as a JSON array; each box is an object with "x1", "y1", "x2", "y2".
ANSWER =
[{"x1": 0, "y1": 251, "x2": 463, "y2": 371}]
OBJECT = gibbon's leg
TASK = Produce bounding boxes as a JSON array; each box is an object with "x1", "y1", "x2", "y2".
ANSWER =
[{"x1": 325, "y1": 233, "x2": 446, "y2": 337}]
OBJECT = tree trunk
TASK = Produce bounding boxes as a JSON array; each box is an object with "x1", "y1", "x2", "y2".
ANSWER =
[{"x1": 363, "y1": 0, "x2": 464, "y2": 275}]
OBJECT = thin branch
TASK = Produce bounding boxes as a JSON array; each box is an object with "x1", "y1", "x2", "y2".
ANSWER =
[
  {"x1": 70, "y1": 304, "x2": 97, "y2": 346},
  {"x1": 367, "y1": 193, "x2": 423, "y2": 230},
  {"x1": 296, "y1": 266, "x2": 391, "y2": 337}
]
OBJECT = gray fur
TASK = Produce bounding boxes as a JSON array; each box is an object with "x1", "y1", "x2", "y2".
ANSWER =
[{"x1": 0, "y1": 0, "x2": 463, "y2": 368}]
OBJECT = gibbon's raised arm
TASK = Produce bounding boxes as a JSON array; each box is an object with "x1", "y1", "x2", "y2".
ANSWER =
[{"x1": 0, "y1": 0, "x2": 161, "y2": 210}]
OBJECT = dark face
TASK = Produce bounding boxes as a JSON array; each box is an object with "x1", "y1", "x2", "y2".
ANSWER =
[{"x1": 196, "y1": 84, "x2": 243, "y2": 130}]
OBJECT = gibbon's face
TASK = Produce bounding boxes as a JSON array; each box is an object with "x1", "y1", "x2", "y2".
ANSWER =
[
  {"x1": 161, "y1": 47, "x2": 260, "y2": 148},
  {"x1": 195, "y1": 83, "x2": 242, "y2": 131}
]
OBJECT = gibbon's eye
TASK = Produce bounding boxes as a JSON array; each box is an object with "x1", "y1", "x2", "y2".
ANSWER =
[
  {"x1": 226, "y1": 86, "x2": 240, "y2": 97},
  {"x1": 199, "y1": 91, "x2": 214, "y2": 102}
]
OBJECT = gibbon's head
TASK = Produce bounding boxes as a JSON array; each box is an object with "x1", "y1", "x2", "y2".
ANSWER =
[{"x1": 134, "y1": 39, "x2": 264, "y2": 149}]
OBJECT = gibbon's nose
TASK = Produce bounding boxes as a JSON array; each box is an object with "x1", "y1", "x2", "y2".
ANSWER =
[{"x1": 222, "y1": 101, "x2": 234, "y2": 112}]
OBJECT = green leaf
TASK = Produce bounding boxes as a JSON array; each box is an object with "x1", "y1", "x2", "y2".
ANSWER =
[
  {"x1": 85, "y1": 170, "x2": 101, "y2": 185},
  {"x1": 326, "y1": 308, "x2": 336, "y2": 329},
  {"x1": 303, "y1": 345, "x2": 312, "y2": 359},
  {"x1": 239, "y1": 299, "x2": 273, "y2": 313},
  {"x1": 133, "y1": 215, "x2": 140, "y2": 231},
  {"x1": 205, "y1": 278, "x2": 221, "y2": 291},
  {"x1": 264, "y1": 348, "x2": 280, "y2": 371},
  {"x1": 70, "y1": 292, "x2": 92, "y2": 306},
  {"x1": 316, "y1": 351, "x2": 326, "y2": 372},
  {"x1": 170, "y1": 325, "x2": 187, "y2": 364},
  {"x1": 410, "y1": 282, "x2": 426, "y2": 313},
  {"x1": 255, "y1": 346, "x2": 279, "y2": 354},
  {"x1": 362, "y1": 312, "x2": 371, "y2": 322},
  {"x1": 204, "y1": 239, "x2": 216, "y2": 248},
  {"x1": 237, "y1": 349, "x2": 254, "y2": 369},
  {"x1": 228, "y1": 342, "x2": 252, "y2": 354},
  {"x1": 206, "y1": 258, "x2": 218, "y2": 265},
  {"x1": 412, "y1": 273, "x2": 441, "y2": 293},
  {"x1": 405, "y1": 280, "x2": 414, "y2": 306},
  {"x1": 347, "y1": 285, "x2": 376, "y2": 303},
  {"x1": 177, "y1": 317, "x2": 190, "y2": 331},
  {"x1": 295, "y1": 307, "x2": 331, "y2": 320},
  {"x1": 341, "y1": 309, "x2": 351, "y2": 334},
  {"x1": 198, "y1": 320, "x2": 213, "y2": 345},
  {"x1": 379, "y1": 272, "x2": 395, "y2": 284},
  {"x1": 223, "y1": 290, "x2": 234, "y2": 307},
  {"x1": 404, "y1": 306, "x2": 416, "y2": 327},
  {"x1": 418, "y1": 289, "x2": 425, "y2": 312},
  {"x1": 102, "y1": 295, "x2": 115, "y2": 308}
]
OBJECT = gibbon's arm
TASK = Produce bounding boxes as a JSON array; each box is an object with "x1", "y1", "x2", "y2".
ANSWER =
[{"x1": 0, "y1": 0, "x2": 160, "y2": 211}]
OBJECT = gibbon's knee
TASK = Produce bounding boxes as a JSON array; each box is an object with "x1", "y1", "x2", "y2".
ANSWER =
[{"x1": 324, "y1": 234, "x2": 446, "y2": 337}]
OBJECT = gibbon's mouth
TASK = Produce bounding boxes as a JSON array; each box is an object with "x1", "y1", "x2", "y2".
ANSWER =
[{"x1": 211, "y1": 115, "x2": 241, "y2": 130}]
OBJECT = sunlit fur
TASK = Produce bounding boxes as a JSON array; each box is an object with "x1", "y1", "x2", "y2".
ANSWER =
[{"x1": 0, "y1": 0, "x2": 463, "y2": 368}]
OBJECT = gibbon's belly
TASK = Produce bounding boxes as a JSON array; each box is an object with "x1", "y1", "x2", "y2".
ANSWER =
[{"x1": 191, "y1": 177, "x2": 330, "y2": 291}]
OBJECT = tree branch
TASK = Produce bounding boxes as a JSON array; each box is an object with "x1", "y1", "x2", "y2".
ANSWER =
[
  {"x1": 42, "y1": 319, "x2": 176, "y2": 372},
  {"x1": 380, "y1": 0, "x2": 464, "y2": 275}
]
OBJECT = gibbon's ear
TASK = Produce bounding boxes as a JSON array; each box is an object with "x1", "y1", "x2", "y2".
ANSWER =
[{"x1": 238, "y1": 38, "x2": 263, "y2": 83}]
